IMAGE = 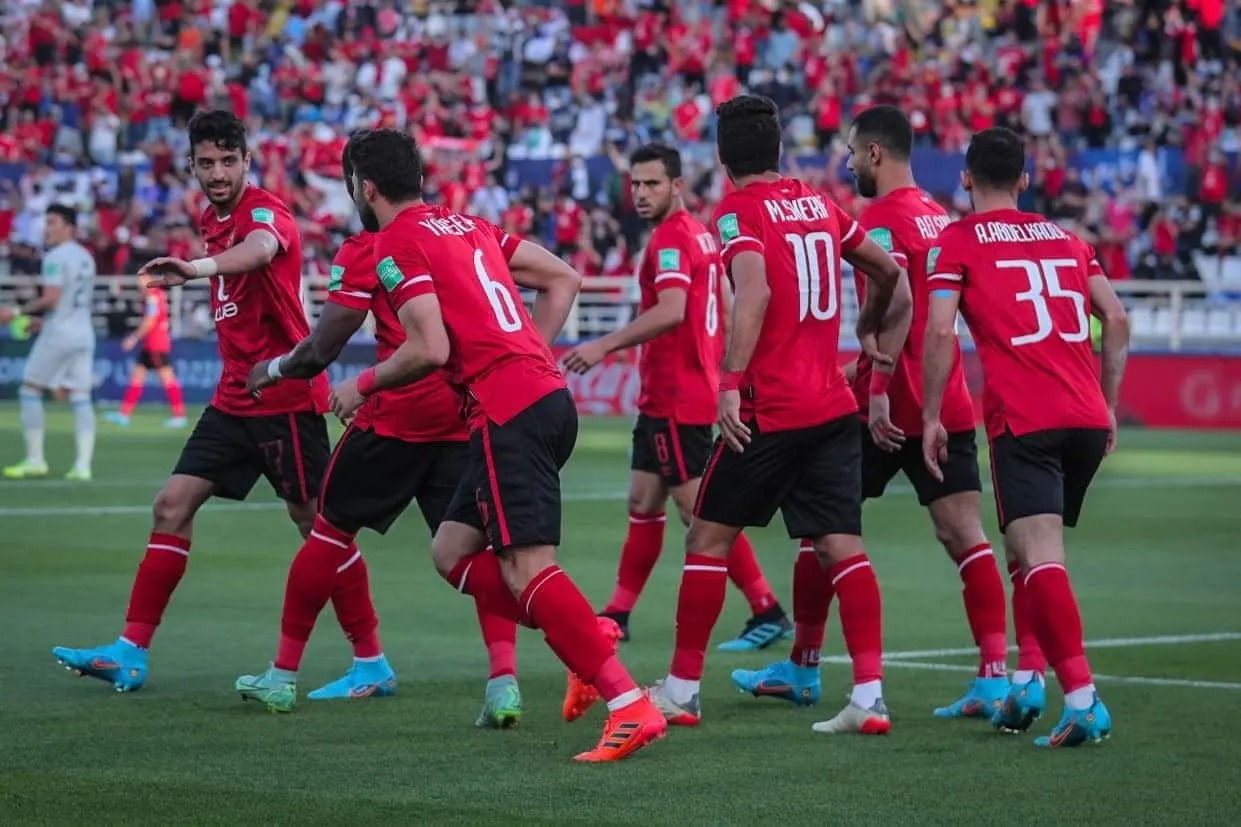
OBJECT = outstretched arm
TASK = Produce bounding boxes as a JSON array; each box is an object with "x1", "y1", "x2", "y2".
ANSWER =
[{"x1": 248, "y1": 301, "x2": 368, "y2": 395}]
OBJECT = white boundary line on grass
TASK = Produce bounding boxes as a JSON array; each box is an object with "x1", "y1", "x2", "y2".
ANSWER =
[{"x1": 884, "y1": 631, "x2": 1241, "y2": 660}]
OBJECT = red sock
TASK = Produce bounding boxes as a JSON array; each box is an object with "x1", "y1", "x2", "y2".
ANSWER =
[
  {"x1": 727, "y1": 533, "x2": 777, "y2": 615},
  {"x1": 957, "y1": 544, "x2": 1008, "y2": 677},
  {"x1": 119, "y1": 383, "x2": 144, "y2": 417},
  {"x1": 122, "y1": 533, "x2": 190, "y2": 648},
  {"x1": 476, "y1": 601, "x2": 518, "y2": 679},
  {"x1": 163, "y1": 377, "x2": 186, "y2": 418},
  {"x1": 520, "y1": 565, "x2": 637, "y2": 702},
  {"x1": 829, "y1": 553, "x2": 883, "y2": 684},
  {"x1": 275, "y1": 516, "x2": 356, "y2": 672},
  {"x1": 330, "y1": 551, "x2": 383, "y2": 660},
  {"x1": 1008, "y1": 560, "x2": 1047, "y2": 673},
  {"x1": 1024, "y1": 563, "x2": 1093, "y2": 694},
  {"x1": 603, "y1": 511, "x2": 666, "y2": 613},
  {"x1": 790, "y1": 542, "x2": 832, "y2": 667},
  {"x1": 669, "y1": 553, "x2": 729, "y2": 681},
  {"x1": 445, "y1": 552, "x2": 527, "y2": 626}
]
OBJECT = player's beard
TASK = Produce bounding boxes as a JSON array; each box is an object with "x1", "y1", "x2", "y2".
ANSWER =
[
  {"x1": 201, "y1": 177, "x2": 243, "y2": 209},
  {"x1": 854, "y1": 170, "x2": 877, "y2": 199},
  {"x1": 357, "y1": 199, "x2": 380, "y2": 233}
]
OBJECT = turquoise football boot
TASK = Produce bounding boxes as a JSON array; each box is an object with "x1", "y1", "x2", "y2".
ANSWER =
[
  {"x1": 53, "y1": 639, "x2": 148, "y2": 692},
  {"x1": 731, "y1": 659, "x2": 821, "y2": 707}
]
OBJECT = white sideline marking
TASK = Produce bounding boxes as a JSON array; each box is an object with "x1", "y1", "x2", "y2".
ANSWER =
[
  {"x1": 884, "y1": 632, "x2": 1241, "y2": 661},
  {"x1": 816, "y1": 657, "x2": 1241, "y2": 692}
]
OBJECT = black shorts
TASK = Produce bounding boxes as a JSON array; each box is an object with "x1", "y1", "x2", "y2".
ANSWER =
[
  {"x1": 138, "y1": 348, "x2": 171, "y2": 370},
  {"x1": 988, "y1": 427, "x2": 1110, "y2": 532},
  {"x1": 319, "y1": 426, "x2": 469, "y2": 536},
  {"x1": 442, "y1": 389, "x2": 578, "y2": 552},
  {"x1": 695, "y1": 412, "x2": 862, "y2": 538},
  {"x1": 861, "y1": 423, "x2": 982, "y2": 506},
  {"x1": 173, "y1": 405, "x2": 330, "y2": 503},
  {"x1": 631, "y1": 414, "x2": 714, "y2": 486}
]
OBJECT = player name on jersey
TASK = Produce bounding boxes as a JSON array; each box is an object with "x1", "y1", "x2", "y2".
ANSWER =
[
  {"x1": 763, "y1": 195, "x2": 831, "y2": 224},
  {"x1": 417, "y1": 213, "x2": 483, "y2": 238},
  {"x1": 971, "y1": 220, "x2": 1071, "y2": 245},
  {"x1": 914, "y1": 214, "x2": 951, "y2": 240}
]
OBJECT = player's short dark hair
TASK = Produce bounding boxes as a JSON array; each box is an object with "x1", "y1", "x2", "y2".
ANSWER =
[
  {"x1": 965, "y1": 127, "x2": 1027, "y2": 189},
  {"x1": 346, "y1": 128, "x2": 423, "y2": 201},
  {"x1": 187, "y1": 110, "x2": 248, "y2": 157},
  {"x1": 716, "y1": 94, "x2": 781, "y2": 177},
  {"x1": 851, "y1": 105, "x2": 913, "y2": 161},
  {"x1": 629, "y1": 143, "x2": 682, "y2": 179},
  {"x1": 46, "y1": 204, "x2": 76, "y2": 227},
  {"x1": 341, "y1": 129, "x2": 370, "y2": 184}
]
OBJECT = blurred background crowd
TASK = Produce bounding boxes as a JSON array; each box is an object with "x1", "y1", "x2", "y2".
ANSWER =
[{"x1": 0, "y1": 0, "x2": 1239, "y2": 332}]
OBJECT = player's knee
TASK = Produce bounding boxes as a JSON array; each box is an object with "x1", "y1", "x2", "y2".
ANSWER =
[
  {"x1": 285, "y1": 500, "x2": 317, "y2": 539},
  {"x1": 152, "y1": 489, "x2": 195, "y2": 534},
  {"x1": 683, "y1": 519, "x2": 733, "y2": 558},
  {"x1": 812, "y1": 533, "x2": 866, "y2": 566}
]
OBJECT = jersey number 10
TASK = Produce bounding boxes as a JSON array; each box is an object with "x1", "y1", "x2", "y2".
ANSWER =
[
  {"x1": 998, "y1": 258, "x2": 1089, "y2": 346},
  {"x1": 786, "y1": 232, "x2": 839, "y2": 322}
]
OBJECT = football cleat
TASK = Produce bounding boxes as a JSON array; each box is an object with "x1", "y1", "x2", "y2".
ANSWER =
[
  {"x1": 992, "y1": 675, "x2": 1047, "y2": 733},
  {"x1": 934, "y1": 676, "x2": 1009, "y2": 718},
  {"x1": 1034, "y1": 696, "x2": 1111, "y2": 748},
  {"x1": 562, "y1": 616, "x2": 623, "y2": 722},
  {"x1": 811, "y1": 698, "x2": 892, "y2": 735},
  {"x1": 306, "y1": 656, "x2": 397, "y2": 700},
  {"x1": 52, "y1": 639, "x2": 148, "y2": 692},
  {"x1": 235, "y1": 666, "x2": 297, "y2": 713},
  {"x1": 717, "y1": 612, "x2": 793, "y2": 651},
  {"x1": 476, "y1": 674, "x2": 523, "y2": 729},
  {"x1": 4, "y1": 459, "x2": 49, "y2": 479},
  {"x1": 646, "y1": 679, "x2": 702, "y2": 727},
  {"x1": 731, "y1": 659, "x2": 821, "y2": 707},
  {"x1": 573, "y1": 695, "x2": 667, "y2": 762}
]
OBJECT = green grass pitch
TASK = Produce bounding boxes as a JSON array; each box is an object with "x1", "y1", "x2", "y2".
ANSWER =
[{"x1": 2, "y1": 405, "x2": 1241, "y2": 825}]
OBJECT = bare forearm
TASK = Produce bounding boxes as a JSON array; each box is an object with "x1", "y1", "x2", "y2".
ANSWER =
[
  {"x1": 201, "y1": 236, "x2": 277, "y2": 278},
  {"x1": 530, "y1": 285, "x2": 577, "y2": 345},
  {"x1": 596, "y1": 306, "x2": 680, "y2": 354},
  {"x1": 279, "y1": 334, "x2": 346, "y2": 379},
  {"x1": 871, "y1": 279, "x2": 913, "y2": 372},
  {"x1": 922, "y1": 330, "x2": 954, "y2": 422},
  {"x1": 371, "y1": 341, "x2": 441, "y2": 391},
  {"x1": 723, "y1": 285, "x2": 769, "y2": 373},
  {"x1": 131, "y1": 316, "x2": 156, "y2": 339},
  {"x1": 1100, "y1": 321, "x2": 1129, "y2": 409}
]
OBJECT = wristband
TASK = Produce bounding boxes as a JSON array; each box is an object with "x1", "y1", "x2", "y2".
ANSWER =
[
  {"x1": 720, "y1": 370, "x2": 745, "y2": 392},
  {"x1": 356, "y1": 366, "x2": 378, "y2": 397},
  {"x1": 190, "y1": 257, "x2": 219, "y2": 279},
  {"x1": 267, "y1": 355, "x2": 286, "y2": 380},
  {"x1": 869, "y1": 369, "x2": 892, "y2": 395}
]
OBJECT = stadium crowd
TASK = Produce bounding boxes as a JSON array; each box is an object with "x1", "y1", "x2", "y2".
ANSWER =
[{"x1": 0, "y1": 0, "x2": 1239, "y2": 297}]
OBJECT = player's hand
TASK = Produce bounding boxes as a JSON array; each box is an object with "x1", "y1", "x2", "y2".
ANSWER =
[
  {"x1": 858, "y1": 331, "x2": 895, "y2": 368},
  {"x1": 842, "y1": 357, "x2": 859, "y2": 383},
  {"x1": 247, "y1": 360, "x2": 278, "y2": 397},
  {"x1": 140, "y1": 257, "x2": 195, "y2": 288},
  {"x1": 921, "y1": 419, "x2": 949, "y2": 482},
  {"x1": 718, "y1": 388, "x2": 751, "y2": 453},
  {"x1": 1105, "y1": 407, "x2": 1118, "y2": 455},
  {"x1": 868, "y1": 393, "x2": 905, "y2": 452},
  {"x1": 0, "y1": 306, "x2": 15, "y2": 325},
  {"x1": 330, "y1": 377, "x2": 366, "y2": 423},
  {"x1": 121, "y1": 335, "x2": 138, "y2": 352},
  {"x1": 561, "y1": 340, "x2": 607, "y2": 374}
]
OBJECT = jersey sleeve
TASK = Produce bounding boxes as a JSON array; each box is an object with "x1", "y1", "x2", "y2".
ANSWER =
[
  {"x1": 831, "y1": 200, "x2": 864, "y2": 255},
  {"x1": 1078, "y1": 237, "x2": 1105, "y2": 278},
  {"x1": 649, "y1": 227, "x2": 693, "y2": 292},
  {"x1": 857, "y1": 204, "x2": 908, "y2": 268},
  {"x1": 237, "y1": 198, "x2": 294, "y2": 253},
  {"x1": 926, "y1": 225, "x2": 967, "y2": 292},
  {"x1": 482, "y1": 219, "x2": 521, "y2": 262},
  {"x1": 40, "y1": 251, "x2": 64, "y2": 287},
  {"x1": 326, "y1": 238, "x2": 378, "y2": 312},
  {"x1": 714, "y1": 198, "x2": 764, "y2": 270},
  {"x1": 372, "y1": 232, "x2": 436, "y2": 310},
  {"x1": 144, "y1": 294, "x2": 162, "y2": 318}
]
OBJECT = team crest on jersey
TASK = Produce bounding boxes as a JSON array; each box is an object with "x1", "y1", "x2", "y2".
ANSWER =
[
  {"x1": 658, "y1": 248, "x2": 681, "y2": 271},
  {"x1": 717, "y1": 213, "x2": 740, "y2": 243},
  {"x1": 376, "y1": 256, "x2": 404, "y2": 291},
  {"x1": 868, "y1": 227, "x2": 893, "y2": 252},
  {"x1": 251, "y1": 207, "x2": 275, "y2": 226},
  {"x1": 927, "y1": 246, "x2": 942, "y2": 272},
  {"x1": 328, "y1": 265, "x2": 344, "y2": 292}
]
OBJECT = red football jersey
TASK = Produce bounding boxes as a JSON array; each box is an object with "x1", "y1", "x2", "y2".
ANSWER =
[
  {"x1": 635, "y1": 209, "x2": 725, "y2": 425},
  {"x1": 852, "y1": 187, "x2": 975, "y2": 435},
  {"x1": 371, "y1": 204, "x2": 565, "y2": 428},
  {"x1": 143, "y1": 288, "x2": 172, "y2": 353},
  {"x1": 327, "y1": 233, "x2": 467, "y2": 443},
  {"x1": 927, "y1": 209, "x2": 1109, "y2": 440},
  {"x1": 713, "y1": 177, "x2": 864, "y2": 432},
  {"x1": 198, "y1": 185, "x2": 329, "y2": 416}
]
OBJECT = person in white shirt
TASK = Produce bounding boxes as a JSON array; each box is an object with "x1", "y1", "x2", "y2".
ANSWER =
[{"x1": 1, "y1": 205, "x2": 98, "y2": 480}]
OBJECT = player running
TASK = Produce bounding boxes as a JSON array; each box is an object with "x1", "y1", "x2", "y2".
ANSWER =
[
  {"x1": 325, "y1": 128, "x2": 665, "y2": 762},
  {"x1": 51, "y1": 110, "x2": 331, "y2": 691},
  {"x1": 922, "y1": 127, "x2": 1129, "y2": 747},
  {"x1": 647, "y1": 95, "x2": 911, "y2": 734},
  {"x1": 107, "y1": 271, "x2": 188, "y2": 428},
  {"x1": 234, "y1": 218, "x2": 522, "y2": 728},
  {"x1": 561, "y1": 142, "x2": 790, "y2": 657},
  {"x1": 1, "y1": 205, "x2": 97, "y2": 482}
]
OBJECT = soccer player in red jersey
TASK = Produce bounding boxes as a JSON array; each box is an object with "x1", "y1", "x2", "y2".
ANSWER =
[
  {"x1": 844, "y1": 106, "x2": 1010, "y2": 717},
  {"x1": 108, "y1": 272, "x2": 188, "y2": 428},
  {"x1": 51, "y1": 111, "x2": 331, "y2": 692},
  {"x1": 233, "y1": 224, "x2": 522, "y2": 726},
  {"x1": 561, "y1": 143, "x2": 790, "y2": 656},
  {"x1": 330, "y1": 128, "x2": 665, "y2": 762},
  {"x1": 923, "y1": 127, "x2": 1129, "y2": 747},
  {"x1": 649, "y1": 95, "x2": 911, "y2": 733}
]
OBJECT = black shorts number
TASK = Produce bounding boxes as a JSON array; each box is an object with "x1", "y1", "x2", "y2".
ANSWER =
[
  {"x1": 173, "y1": 405, "x2": 330, "y2": 503},
  {"x1": 630, "y1": 414, "x2": 714, "y2": 486},
  {"x1": 318, "y1": 426, "x2": 469, "y2": 536},
  {"x1": 138, "y1": 348, "x2": 171, "y2": 370},
  {"x1": 861, "y1": 422, "x2": 982, "y2": 506},
  {"x1": 988, "y1": 427, "x2": 1110, "y2": 532},
  {"x1": 695, "y1": 412, "x2": 863, "y2": 539},
  {"x1": 442, "y1": 389, "x2": 578, "y2": 552}
]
